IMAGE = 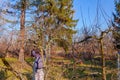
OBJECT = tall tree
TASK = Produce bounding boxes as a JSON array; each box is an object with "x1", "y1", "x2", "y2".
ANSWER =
[
  {"x1": 7, "y1": 0, "x2": 38, "y2": 62},
  {"x1": 112, "y1": 0, "x2": 120, "y2": 79},
  {"x1": 34, "y1": 0, "x2": 77, "y2": 54},
  {"x1": 19, "y1": 0, "x2": 26, "y2": 62}
]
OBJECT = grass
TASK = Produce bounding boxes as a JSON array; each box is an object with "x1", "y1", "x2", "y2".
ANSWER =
[
  {"x1": 0, "y1": 57, "x2": 33, "y2": 80},
  {"x1": 0, "y1": 56, "x2": 118, "y2": 80}
]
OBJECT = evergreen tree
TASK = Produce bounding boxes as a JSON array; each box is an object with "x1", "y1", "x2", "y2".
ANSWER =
[
  {"x1": 19, "y1": 0, "x2": 26, "y2": 62},
  {"x1": 35, "y1": 0, "x2": 77, "y2": 53},
  {"x1": 7, "y1": 0, "x2": 41, "y2": 62},
  {"x1": 112, "y1": 1, "x2": 120, "y2": 79},
  {"x1": 112, "y1": 0, "x2": 120, "y2": 49}
]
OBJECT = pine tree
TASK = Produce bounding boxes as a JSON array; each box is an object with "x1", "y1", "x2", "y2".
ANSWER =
[
  {"x1": 112, "y1": 0, "x2": 120, "y2": 49},
  {"x1": 7, "y1": 0, "x2": 40, "y2": 62},
  {"x1": 35, "y1": 0, "x2": 77, "y2": 53},
  {"x1": 112, "y1": 1, "x2": 120, "y2": 79},
  {"x1": 18, "y1": 0, "x2": 26, "y2": 62}
]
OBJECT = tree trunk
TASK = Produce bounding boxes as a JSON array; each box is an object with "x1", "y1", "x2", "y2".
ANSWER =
[
  {"x1": 99, "y1": 39, "x2": 106, "y2": 80},
  {"x1": 19, "y1": 0, "x2": 26, "y2": 62}
]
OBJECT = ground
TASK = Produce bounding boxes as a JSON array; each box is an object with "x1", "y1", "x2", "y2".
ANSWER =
[{"x1": 0, "y1": 55, "x2": 118, "y2": 80}]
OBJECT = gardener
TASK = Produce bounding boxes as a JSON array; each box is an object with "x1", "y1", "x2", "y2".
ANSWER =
[{"x1": 31, "y1": 49, "x2": 44, "y2": 80}]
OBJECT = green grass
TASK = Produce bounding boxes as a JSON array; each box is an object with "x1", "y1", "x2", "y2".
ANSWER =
[
  {"x1": 0, "y1": 57, "x2": 118, "y2": 80},
  {"x1": 0, "y1": 57, "x2": 33, "y2": 80}
]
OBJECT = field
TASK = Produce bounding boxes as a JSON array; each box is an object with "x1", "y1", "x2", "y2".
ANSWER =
[{"x1": 0, "y1": 55, "x2": 118, "y2": 80}]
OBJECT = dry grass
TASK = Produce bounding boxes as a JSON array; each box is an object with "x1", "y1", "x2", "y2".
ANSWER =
[{"x1": 0, "y1": 57, "x2": 32, "y2": 80}]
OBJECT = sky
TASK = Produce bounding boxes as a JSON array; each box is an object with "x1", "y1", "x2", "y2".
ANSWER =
[
  {"x1": 0, "y1": 0, "x2": 116, "y2": 37},
  {"x1": 73, "y1": 0, "x2": 115, "y2": 31}
]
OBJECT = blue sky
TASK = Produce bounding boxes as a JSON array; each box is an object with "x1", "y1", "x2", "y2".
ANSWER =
[
  {"x1": 0, "y1": 0, "x2": 116, "y2": 36},
  {"x1": 73, "y1": 0, "x2": 115, "y2": 31}
]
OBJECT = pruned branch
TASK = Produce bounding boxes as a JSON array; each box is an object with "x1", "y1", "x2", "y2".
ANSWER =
[
  {"x1": 78, "y1": 27, "x2": 113, "y2": 43},
  {"x1": 78, "y1": 36, "x2": 92, "y2": 43}
]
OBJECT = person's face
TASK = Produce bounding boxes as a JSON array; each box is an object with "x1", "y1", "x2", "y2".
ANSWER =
[{"x1": 31, "y1": 51, "x2": 36, "y2": 57}]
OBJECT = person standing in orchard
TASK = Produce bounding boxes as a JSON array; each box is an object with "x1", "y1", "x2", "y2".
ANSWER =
[{"x1": 31, "y1": 49, "x2": 44, "y2": 80}]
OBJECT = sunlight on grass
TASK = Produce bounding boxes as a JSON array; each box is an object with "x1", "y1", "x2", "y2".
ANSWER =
[
  {"x1": 0, "y1": 57, "x2": 118, "y2": 80},
  {"x1": 0, "y1": 57, "x2": 33, "y2": 80}
]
